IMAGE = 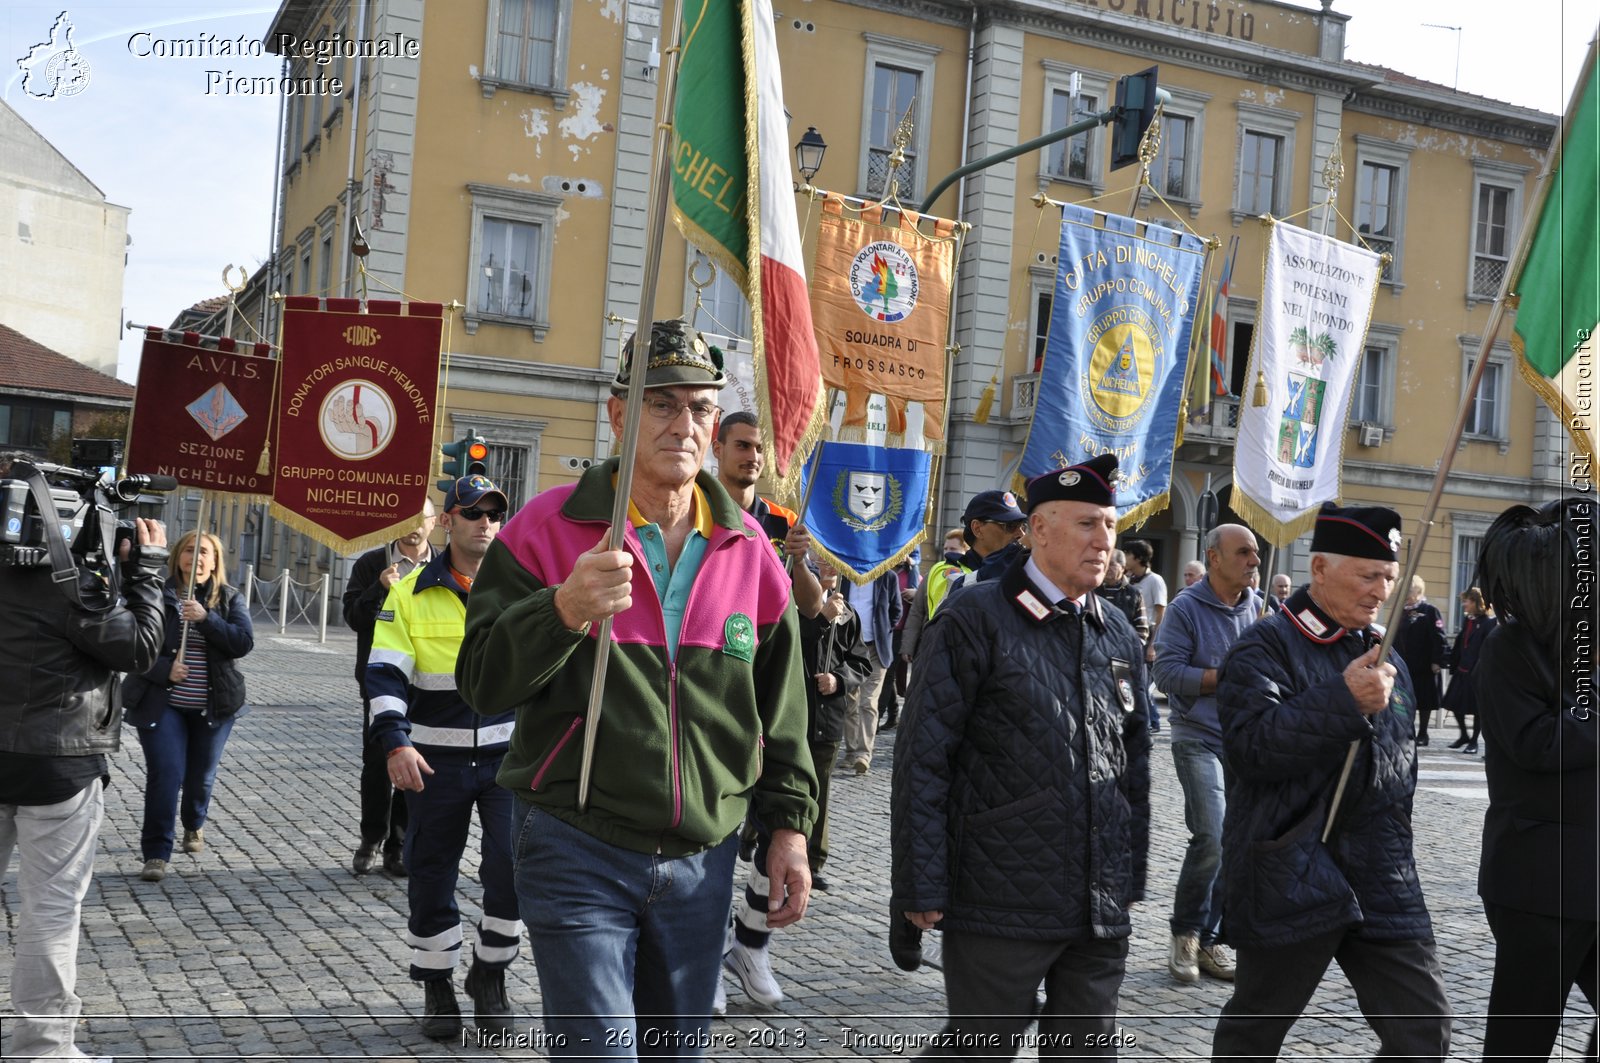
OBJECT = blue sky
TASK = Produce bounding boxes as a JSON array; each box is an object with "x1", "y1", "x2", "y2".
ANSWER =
[{"x1": 1, "y1": 1, "x2": 1591, "y2": 383}]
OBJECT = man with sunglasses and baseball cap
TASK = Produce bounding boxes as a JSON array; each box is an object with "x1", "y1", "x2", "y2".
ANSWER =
[
  {"x1": 367, "y1": 473, "x2": 522, "y2": 1041},
  {"x1": 459, "y1": 318, "x2": 816, "y2": 1054}
]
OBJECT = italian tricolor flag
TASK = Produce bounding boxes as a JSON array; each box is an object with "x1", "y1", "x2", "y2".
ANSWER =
[
  {"x1": 672, "y1": 0, "x2": 826, "y2": 500},
  {"x1": 1510, "y1": 40, "x2": 1600, "y2": 468}
]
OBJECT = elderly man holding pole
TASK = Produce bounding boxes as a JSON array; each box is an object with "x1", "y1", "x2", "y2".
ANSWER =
[
  {"x1": 1210, "y1": 502, "x2": 1450, "y2": 1061},
  {"x1": 458, "y1": 319, "x2": 817, "y2": 1054}
]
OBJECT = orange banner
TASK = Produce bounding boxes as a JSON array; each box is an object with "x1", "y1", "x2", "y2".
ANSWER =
[{"x1": 812, "y1": 197, "x2": 956, "y2": 442}]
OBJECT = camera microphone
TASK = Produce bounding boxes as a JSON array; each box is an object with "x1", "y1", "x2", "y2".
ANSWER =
[{"x1": 107, "y1": 474, "x2": 179, "y2": 502}]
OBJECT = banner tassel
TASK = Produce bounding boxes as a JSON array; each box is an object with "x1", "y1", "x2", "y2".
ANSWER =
[
  {"x1": 973, "y1": 372, "x2": 998, "y2": 425},
  {"x1": 256, "y1": 441, "x2": 271, "y2": 477},
  {"x1": 1251, "y1": 370, "x2": 1270, "y2": 407}
]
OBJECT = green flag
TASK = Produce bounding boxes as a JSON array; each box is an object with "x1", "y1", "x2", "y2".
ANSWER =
[
  {"x1": 672, "y1": 0, "x2": 748, "y2": 288},
  {"x1": 1510, "y1": 41, "x2": 1600, "y2": 467}
]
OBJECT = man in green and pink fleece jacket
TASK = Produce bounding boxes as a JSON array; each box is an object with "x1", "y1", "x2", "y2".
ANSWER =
[{"x1": 458, "y1": 318, "x2": 816, "y2": 1056}]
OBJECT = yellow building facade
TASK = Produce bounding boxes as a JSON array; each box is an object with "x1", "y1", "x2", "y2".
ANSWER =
[{"x1": 257, "y1": 0, "x2": 1564, "y2": 621}]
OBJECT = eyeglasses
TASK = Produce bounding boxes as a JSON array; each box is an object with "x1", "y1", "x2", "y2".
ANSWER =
[
  {"x1": 457, "y1": 506, "x2": 505, "y2": 523},
  {"x1": 985, "y1": 519, "x2": 1026, "y2": 532},
  {"x1": 643, "y1": 395, "x2": 721, "y2": 425}
]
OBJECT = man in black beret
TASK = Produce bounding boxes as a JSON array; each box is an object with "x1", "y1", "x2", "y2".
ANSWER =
[
  {"x1": 891, "y1": 452, "x2": 1151, "y2": 1058},
  {"x1": 1210, "y1": 502, "x2": 1451, "y2": 1060}
]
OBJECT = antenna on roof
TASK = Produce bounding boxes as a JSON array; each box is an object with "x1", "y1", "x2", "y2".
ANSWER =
[{"x1": 1422, "y1": 23, "x2": 1463, "y2": 91}]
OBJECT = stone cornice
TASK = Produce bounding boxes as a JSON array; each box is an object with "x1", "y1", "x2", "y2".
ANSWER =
[
  {"x1": 840, "y1": 0, "x2": 1556, "y2": 144},
  {"x1": 443, "y1": 354, "x2": 612, "y2": 403}
]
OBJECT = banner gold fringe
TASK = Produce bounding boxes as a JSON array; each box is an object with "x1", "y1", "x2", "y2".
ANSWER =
[
  {"x1": 1229, "y1": 486, "x2": 1322, "y2": 550},
  {"x1": 810, "y1": 531, "x2": 925, "y2": 587},
  {"x1": 1511, "y1": 331, "x2": 1598, "y2": 471},
  {"x1": 267, "y1": 502, "x2": 421, "y2": 556},
  {"x1": 1117, "y1": 489, "x2": 1171, "y2": 535}
]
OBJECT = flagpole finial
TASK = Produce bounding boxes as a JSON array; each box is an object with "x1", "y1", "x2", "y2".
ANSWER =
[
  {"x1": 884, "y1": 104, "x2": 916, "y2": 204},
  {"x1": 1318, "y1": 137, "x2": 1346, "y2": 236}
]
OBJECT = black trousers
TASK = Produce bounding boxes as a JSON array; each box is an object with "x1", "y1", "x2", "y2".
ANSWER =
[
  {"x1": 1483, "y1": 901, "x2": 1599, "y2": 1062},
  {"x1": 359, "y1": 693, "x2": 407, "y2": 850},
  {"x1": 933, "y1": 928, "x2": 1128, "y2": 1060},
  {"x1": 1212, "y1": 929, "x2": 1451, "y2": 1061}
]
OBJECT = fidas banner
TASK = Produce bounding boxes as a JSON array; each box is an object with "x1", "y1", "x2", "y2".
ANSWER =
[
  {"x1": 126, "y1": 329, "x2": 276, "y2": 495},
  {"x1": 811, "y1": 196, "x2": 957, "y2": 447},
  {"x1": 1019, "y1": 205, "x2": 1207, "y2": 527},
  {"x1": 271, "y1": 297, "x2": 443, "y2": 553},
  {"x1": 1232, "y1": 221, "x2": 1381, "y2": 545}
]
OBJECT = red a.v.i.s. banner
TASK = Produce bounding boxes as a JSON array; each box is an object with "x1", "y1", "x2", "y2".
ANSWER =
[
  {"x1": 270, "y1": 297, "x2": 443, "y2": 553},
  {"x1": 125, "y1": 328, "x2": 276, "y2": 496}
]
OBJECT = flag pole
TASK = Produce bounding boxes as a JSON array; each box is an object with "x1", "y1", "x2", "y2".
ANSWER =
[
  {"x1": 1318, "y1": 72, "x2": 1582, "y2": 837},
  {"x1": 576, "y1": 3, "x2": 690, "y2": 813}
]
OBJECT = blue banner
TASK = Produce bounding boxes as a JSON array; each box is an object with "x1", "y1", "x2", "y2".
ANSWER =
[
  {"x1": 1019, "y1": 205, "x2": 1207, "y2": 527},
  {"x1": 799, "y1": 441, "x2": 932, "y2": 583}
]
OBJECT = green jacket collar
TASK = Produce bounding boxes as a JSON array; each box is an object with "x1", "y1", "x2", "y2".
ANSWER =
[{"x1": 563, "y1": 456, "x2": 753, "y2": 536}]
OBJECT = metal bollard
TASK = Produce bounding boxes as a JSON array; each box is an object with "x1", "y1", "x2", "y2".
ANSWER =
[
  {"x1": 241, "y1": 563, "x2": 254, "y2": 610},
  {"x1": 278, "y1": 569, "x2": 290, "y2": 634},
  {"x1": 317, "y1": 574, "x2": 329, "y2": 643}
]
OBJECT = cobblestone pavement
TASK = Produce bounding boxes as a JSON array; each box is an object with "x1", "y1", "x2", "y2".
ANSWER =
[{"x1": 2, "y1": 624, "x2": 1593, "y2": 1059}]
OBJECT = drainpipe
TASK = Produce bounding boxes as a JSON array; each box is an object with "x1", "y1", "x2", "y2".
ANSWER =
[{"x1": 341, "y1": 0, "x2": 371, "y2": 297}]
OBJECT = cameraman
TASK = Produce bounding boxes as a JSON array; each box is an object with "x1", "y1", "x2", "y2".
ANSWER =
[{"x1": 0, "y1": 477, "x2": 168, "y2": 1061}]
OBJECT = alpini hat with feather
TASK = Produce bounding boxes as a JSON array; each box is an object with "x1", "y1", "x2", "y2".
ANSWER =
[{"x1": 611, "y1": 318, "x2": 728, "y2": 394}]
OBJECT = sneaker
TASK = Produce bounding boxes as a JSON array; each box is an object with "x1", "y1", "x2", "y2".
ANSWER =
[
  {"x1": 140, "y1": 858, "x2": 167, "y2": 882},
  {"x1": 1197, "y1": 942, "x2": 1235, "y2": 981},
  {"x1": 711, "y1": 976, "x2": 727, "y2": 1017},
  {"x1": 182, "y1": 828, "x2": 204, "y2": 854},
  {"x1": 352, "y1": 842, "x2": 379, "y2": 875},
  {"x1": 1168, "y1": 932, "x2": 1199, "y2": 983},
  {"x1": 723, "y1": 941, "x2": 785, "y2": 1007},
  {"x1": 1463, "y1": 742, "x2": 1479, "y2": 755},
  {"x1": 1414, "y1": 734, "x2": 1430, "y2": 747},
  {"x1": 852, "y1": 757, "x2": 870, "y2": 776},
  {"x1": 464, "y1": 961, "x2": 514, "y2": 1038},
  {"x1": 420, "y1": 978, "x2": 462, "y2": 1040}
]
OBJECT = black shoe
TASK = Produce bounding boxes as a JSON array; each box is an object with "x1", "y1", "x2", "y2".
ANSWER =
[
  {"x1": 1448, "y1": 736, "x2": 1469, "y2": 749},
  {"x1": 353, "y1": 842, "x2": 379, "y2": 875},
  {"x1": 881, "y1": 711, "x2": 898, "y2": 731},
  {"x1": 1415, "y1": 734, "x2": 1429, "y2": 747},
  {"x1": 811, "y1": 874, "x2": 829, "y2": 892},
  {"x1": 465, "y1": 961, "x2": 515, "y2": 1038},
  {"x1": 1462, "y1": 742, "x2": 1478, "y2": 755},
  {"x1": 383, "y1": 847, "x2": 408, "y2": 877},
  {"x1": 888, "y1": 905, "x2": 923, "y2": 972},
  {"x1": 420, "y1": 978, "x2": 461, "y2": 1040}
]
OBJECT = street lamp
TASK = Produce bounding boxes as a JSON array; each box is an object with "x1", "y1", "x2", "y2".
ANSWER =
[{"x1": 794, "y1": 126, "x2": 827, "y2": 188}]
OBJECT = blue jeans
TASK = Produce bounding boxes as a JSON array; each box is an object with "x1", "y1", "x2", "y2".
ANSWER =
[
  {"x1": 514, "y1": 802, "x2": 738, "y2": 1059},
  {"x1": 1169, "y1": 738, "x2": 1225, "y2": 945},
  {"x1": 136, "y1": 705, "x2": 236, "y2": 861}
]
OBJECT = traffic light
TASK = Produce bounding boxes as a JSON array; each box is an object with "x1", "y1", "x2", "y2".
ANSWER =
[
  {"x1": 1109, "y1": 65, "x2": 1159, "y2": 171},
  {"x1": 438, "y1": 433, "x2": 489, "y2": 492}
]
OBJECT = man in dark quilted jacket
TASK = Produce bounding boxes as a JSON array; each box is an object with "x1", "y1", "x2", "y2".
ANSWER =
[
  {"x1": 891, "y1": 453, "x2": 1151, "y2": 1059},
  {"x1": 1210, "y1": 502, "x2": 1451, "y2": 1061}
]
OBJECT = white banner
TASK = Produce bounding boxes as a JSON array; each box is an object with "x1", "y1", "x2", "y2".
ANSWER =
[{"x1": 1232, "y1": 221, "x2": 1382, "y2": 546}]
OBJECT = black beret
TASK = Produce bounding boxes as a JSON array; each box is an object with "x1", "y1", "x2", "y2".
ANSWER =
[
  {"x1": 1309, "y1": 502, "x2": 1402, "y2": 561},
  {"x1": 1025, "y1": 453, "x2": 1118, "y2": 513}
]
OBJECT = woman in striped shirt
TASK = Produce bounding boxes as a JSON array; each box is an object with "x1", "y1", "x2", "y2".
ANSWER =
[{"x1": 124, "y1": 530, "x2": 254, "y2": 883}]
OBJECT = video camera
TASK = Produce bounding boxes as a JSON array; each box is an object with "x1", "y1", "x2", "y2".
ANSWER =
[{"x1": 0, "y1": 439, "x2": 176, "y2": 570}]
